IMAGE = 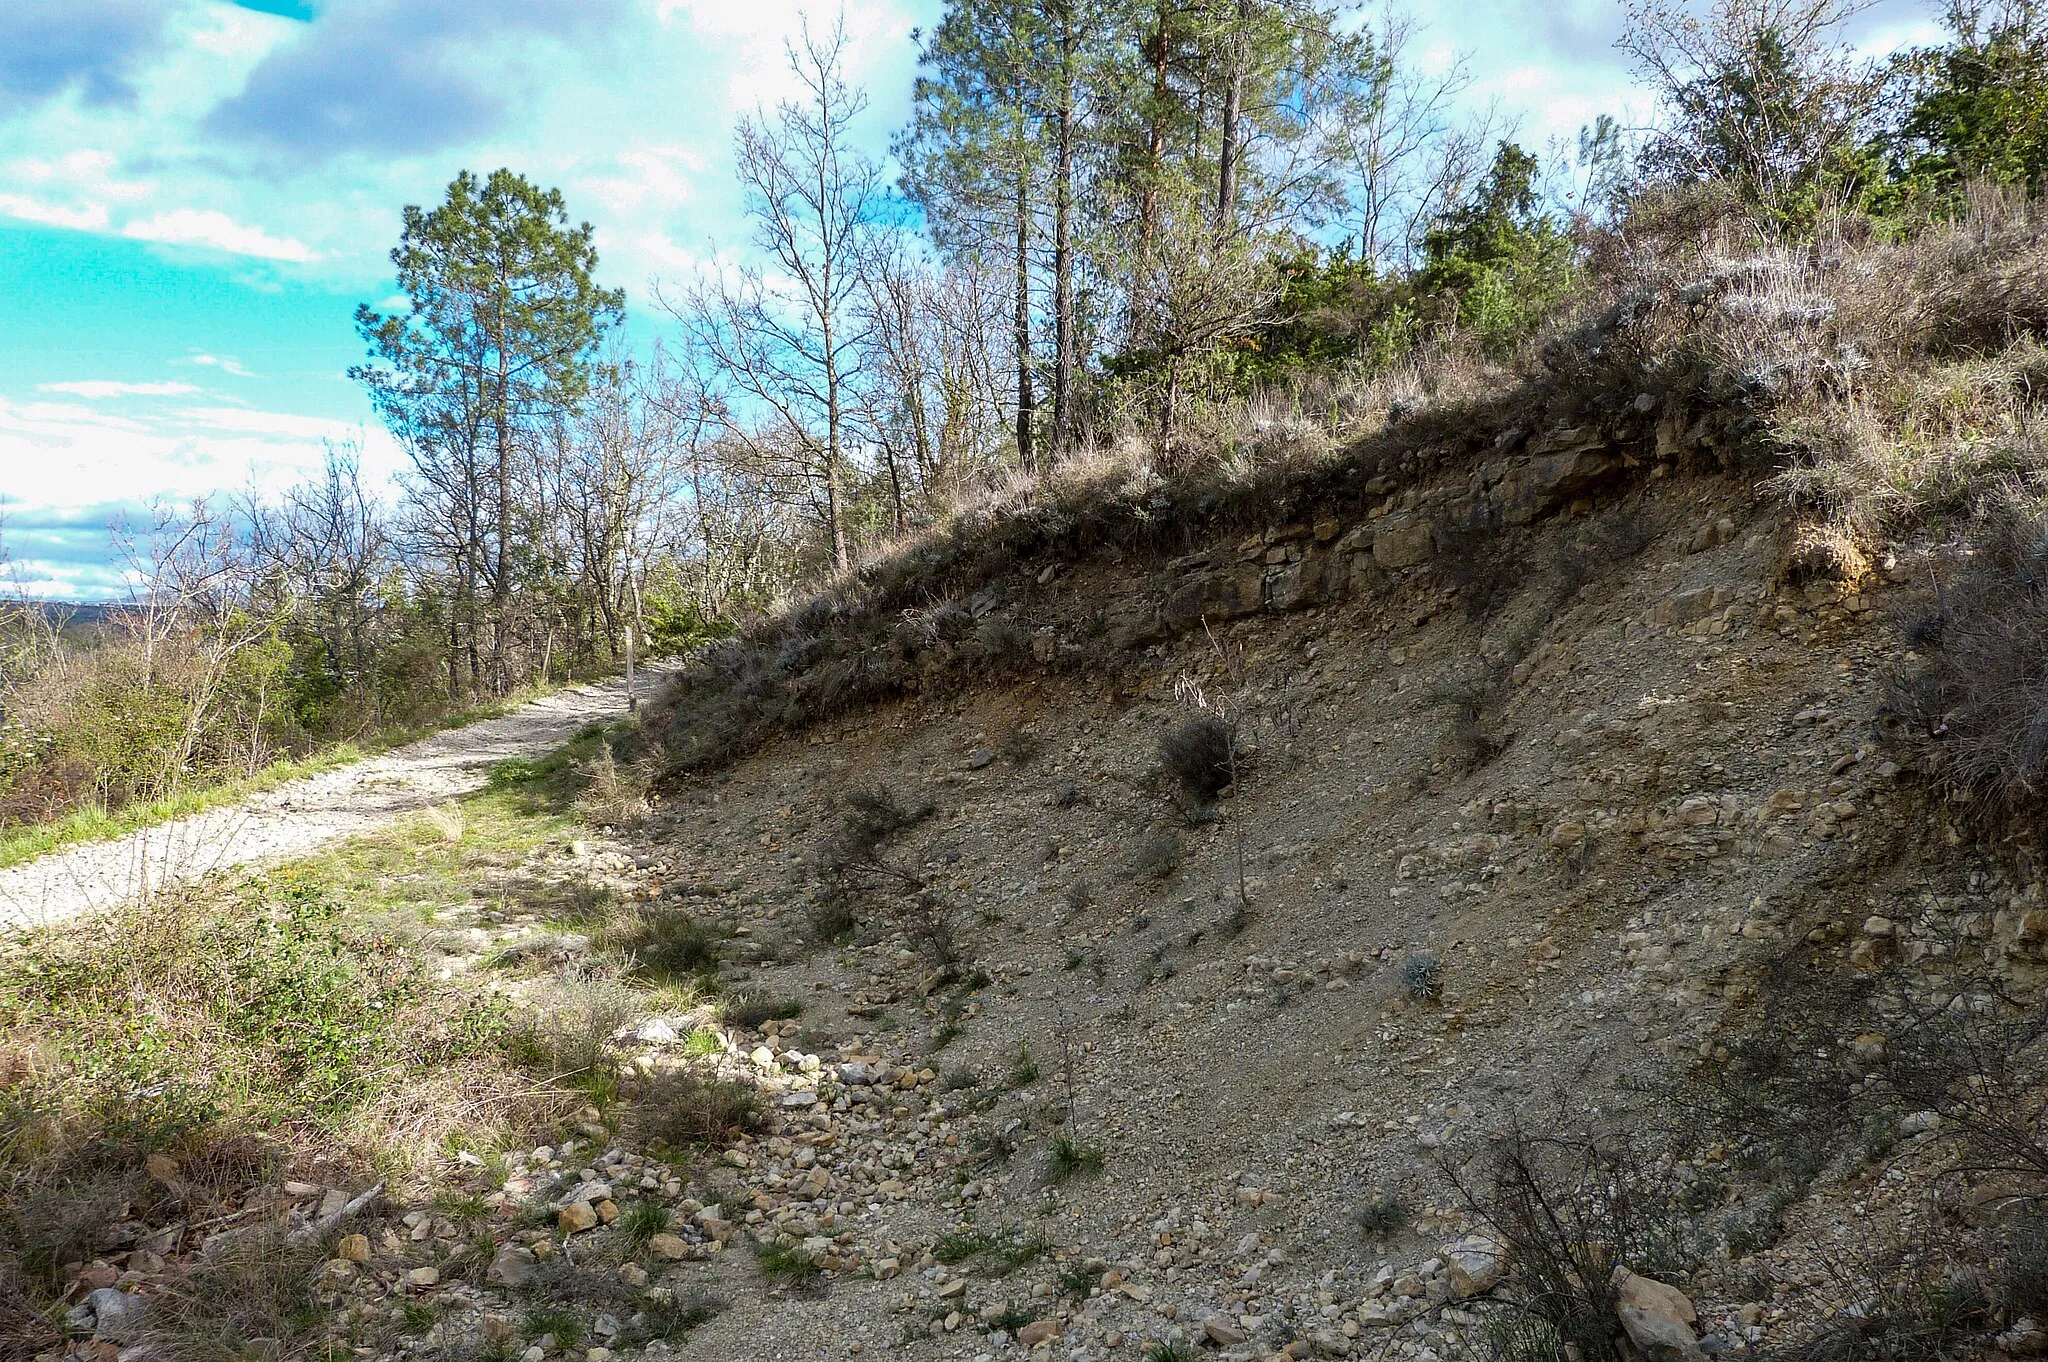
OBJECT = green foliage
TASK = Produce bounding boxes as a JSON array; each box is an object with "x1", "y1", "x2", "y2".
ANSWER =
[
  {"x1": 1414, "y1": 143, "x2": 1576, "y2": 355},
  {"x1": 1882, "y1": 0, "x2": 2048, "y2": 210},
  {"x1": 639, "y1": 586, "x2": 737, "y2": 658},
  {"x1": 3, "y1": 873, "x2": 500, "y2": 1139}
]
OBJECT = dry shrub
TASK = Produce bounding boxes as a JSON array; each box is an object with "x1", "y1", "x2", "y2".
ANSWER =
[
  {"x1": 505, "y1": 966, "x2": 639, "y2": 1079},
  {"x1": 138, "y1": 1226, "x2": 330, "y2": 1362},
  {"x1": 574, "y1": 742, "x2": 650, "y2": 829},
  {"x1": 1159, "y1": 716, "x2": 1235, "y2": 801},
  {"x1": 1883, "y1": 492, "x2": 2048, "y2": 823},
  {"x1": 1449, "y1": 1131, "x2": 1703, "y2": 1362},
  {"x1": 626, "y1": 1068, "x2": 760, "y2": 1150}
]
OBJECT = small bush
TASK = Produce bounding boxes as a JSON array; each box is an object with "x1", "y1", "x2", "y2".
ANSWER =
[
  {"x1": 1400, "y1": 952, "x2": 1443, "y2": 1000},
  {"x1": 1010, "y1": 1042, "x2": 1039, "y2": 1087},
  {"x1": 626, "y1": 1069, "x2": 760, "y2": 1149},
  {"x1": 2003, "y1": 1217, "x2": 2048, "y2": 1318},
  {"x1": 1131, "y1": 830, "x2": 1183, "y2": 881},
  {"x1": 1160, "y1": 716, "x2": 1235, "y2": 800},
  {"x1": 610, "y1": 910, "x2": 720, "y2": 979},
  {"x1": 1354, "y1": 1191, "x2": 1411, "y2": 1237}
]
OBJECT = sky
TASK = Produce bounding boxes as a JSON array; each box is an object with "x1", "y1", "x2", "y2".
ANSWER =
[{"x1": 0, "y1": 0, "x2": 1944, "y2": 600}]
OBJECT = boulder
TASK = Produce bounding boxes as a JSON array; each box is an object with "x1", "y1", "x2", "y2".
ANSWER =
[
  {"x1": 488, "y1": 1244, "x2": 538, "y2": 1287},
  {"x1": 1017, "y1": 1319, "x2": 1062, "y2": 1347},
  {"x1": 1612, "y1": 1266, "x2": 1705, "y2": 1362}
]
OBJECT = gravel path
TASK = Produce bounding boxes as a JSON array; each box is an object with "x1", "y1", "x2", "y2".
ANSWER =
[{"x1": 0, "y1": 670, "x2": 658, "y2": 932}]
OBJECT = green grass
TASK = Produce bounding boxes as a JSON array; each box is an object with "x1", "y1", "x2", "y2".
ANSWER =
[
  {"x1": 755, "y1": 1240, "x2": 823, "y2": 1286},
  {"x1": 1048, "y1": 1137, "x2": 1105, "y2": 1182},
  {"x1": 0, "y1": 673, "x2": 615, "y2": 872}
]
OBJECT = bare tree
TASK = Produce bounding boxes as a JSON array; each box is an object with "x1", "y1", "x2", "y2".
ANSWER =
[
  {"x1": 1621, "y1": 0, "x2": 1881, "y2": 213},
  {"x1": 1343, "y1": 6, "x2": 1495, "y2": 270},
  {"x1": 665, "y1": 20, "x2": 879, "y2": 573},
  {"x1": 112, "y1": 499, "x2": 278, "y2": 790}
]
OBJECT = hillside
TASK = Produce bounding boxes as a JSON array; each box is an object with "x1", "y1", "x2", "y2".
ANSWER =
[{"x1": 14, "y1": 209, "x2": 2048, "y2": 1362}]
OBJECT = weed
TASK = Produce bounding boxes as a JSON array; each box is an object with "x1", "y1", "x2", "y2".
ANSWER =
[
  {"x1": 131, "y1": 1226, "x2": 330, "y2": 1360},
  {"x1": 401, "y1": 1300, "x2": 440, "y2": 1335},
  {"x1": 1353, "y1": 1191, "x2": 1411, "y2": 1237},
  {"x1": 504, "y1": 967, "x2": 638, "y2": 1079},
  {"x1": 1059, "y1": 1262, "x2": 1104, "y2": 1296},
  {"x1": 1048, "y1": 1137, "x2": 1104, "y2": 1182},
  {"x1": 523, "y1": 1306, "x2": 588, "y2": 1350},
  {"x1": 1064, "y1": 881, "x2": 1095, "y2": 916},
  {"x1": 986, "y1": 1306, "x2": 1038, "y2": 1331},
  {"x1": 1145, "y1": 1344, "x2": 1200, "y2": 1362},
  {"x1": 1399, "y1": 951, "x2": 1443, "y2": 1000},
  {"x1": 1010, "y1": 1043, "x2": 1039, "y2": 1088},
  {"x1": 931, "y1": 1021, "x2": 962, "y2": 1050},
  {"x1": 755, "y1": 1239, "x2": 823, "y2": 1287},
  {"x1": 682, "y1": 1029, "x2": 721, "y2": 1059},
  {"x1": 625, "y1": 1293, "x2": 721, "y2": 1343},
  {"x1": 722, "y1": 992, "x2": 803, "y2": 1030},
  {"x1": 618, "y1": 1199, "x2": 671, "y2": 1250},
  {"x1": 807, "y1": 894, "x2": 860, "y2": 944},
  {"x1": 934, "y1": 1228, "x2": 995, "y2": 1263}
]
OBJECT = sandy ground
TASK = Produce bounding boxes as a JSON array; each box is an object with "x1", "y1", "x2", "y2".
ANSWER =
[{"x1": 0, "y1": 669, "x2": 657, "y2": 932}]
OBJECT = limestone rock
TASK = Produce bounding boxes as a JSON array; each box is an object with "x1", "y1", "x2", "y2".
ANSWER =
[
  {"x1": 1017, "y1": 1319, "x2": 1061, "y2": 1347},
  {"x1": 489, "y1": 1244, "x2": 538, "y2": 1287},
  {"x1": 1204, "y1": 1315, "x2": 1248, "y2": 1346},
  {"x1": 559, "y1": 1201, "x2": 600, "y2": 1234},
  {"x1": 1372, "y1": 515, "x2": 1434, "y2": 569},
  {"x1": 1502, "y1": 444, "x2": 1624, "y2": 524},
  {"x1": 1612, "y1": 1266, "x2": 1705, "y2": 1362}
]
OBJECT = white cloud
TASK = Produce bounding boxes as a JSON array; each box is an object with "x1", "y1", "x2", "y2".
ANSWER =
[
  {"x1": 0, "y1": 393, "x2": 404, "y2": 524},
  {"x1": 121, "y1": 208, "x2": 318, "y2": 262},
  {"x1": 0, "y1": 192, "x2": 110, "y2": 231},
  {"x1": 185, "y1": 353, "x2": 257, "y2": 378},
  {"x1": 172, "y1": 406, "x2": 359, "y2": 440},
  {"x1": 38, "y1": 380, "x2": 202, "y2": 399}
]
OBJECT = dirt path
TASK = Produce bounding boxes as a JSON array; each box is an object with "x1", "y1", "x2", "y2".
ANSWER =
[{"x1": 0, "y1": 670, "x2": 657, "y2": 932}]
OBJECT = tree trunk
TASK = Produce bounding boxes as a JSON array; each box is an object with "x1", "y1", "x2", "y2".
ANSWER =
[
  {"x1": 1014, "y1": 161, "x2": 1036, "y2": 473},
  {"x1": 824, "y1": 314, "x2": 849, "y2": 571},
  {"x1": 1133, "y1": 2, "x2": 1171, "y2": 341},
  {"x1": 626, "y1": 565, "x2": 643, "y2": 713},
  {"x1": 1216, "y1": 0, "x2": 1248, "y2": 235},
  {"x1": 1051, "y1": 1, "x2": 1076, "y2": 461},
  {"x1": 494, "y1": 321, "x2": 512, "y2": 696}
]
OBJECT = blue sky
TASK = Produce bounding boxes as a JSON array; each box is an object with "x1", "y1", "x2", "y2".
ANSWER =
[{"x1": 0, "y1": 0, "x2": 1941, "y2": 600}]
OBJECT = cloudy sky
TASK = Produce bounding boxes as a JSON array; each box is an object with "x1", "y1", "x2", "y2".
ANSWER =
[{"x1": 0, "y1": 0, "x2": 1941, "y2": 599}]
